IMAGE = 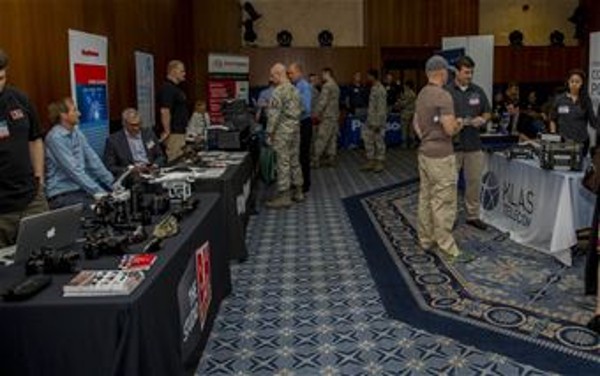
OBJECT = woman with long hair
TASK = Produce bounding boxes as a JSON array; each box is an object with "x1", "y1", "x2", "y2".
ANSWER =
[{"x1": 549, "y1": 69, "x2": 597, "y2": 155}]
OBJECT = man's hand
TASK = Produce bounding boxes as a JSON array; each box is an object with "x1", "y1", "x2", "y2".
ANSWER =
[
  {"x1": 160, "y1": 131, "x2": 170, "y2": 143},
  {"x1": 471, "y1": 116, "x2": 487, "y2": 128},
  {"x1": 266, "y1": 133, "x2": 274, "y2": 146}
]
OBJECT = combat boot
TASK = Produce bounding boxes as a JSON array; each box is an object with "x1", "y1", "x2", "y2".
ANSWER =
[
  {"x1": 292, "y1": 186, "x2": 305, "y2": 202},
  {"x1": 360, "y1": 160, "x2": 375, "y2": 171},
  {"x1": 373, "y1": 160, "x2": 384, "y2": 173},
  {"x1": 266, "y1": 191, "x2": 292, "y2": 209},
  {"x1": 322, "y1": 156, "x2": 337, "y2": 167}
]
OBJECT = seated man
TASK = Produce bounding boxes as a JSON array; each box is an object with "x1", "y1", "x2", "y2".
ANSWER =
[
  {"x1": 45, "y1": 97, "x2": 114, "y2": 209},
  {"x1": 506, "y1": 100, "x2": 540, "y2": 141},
  {"x1": 104, "y1": 108, "x2": 165, "y2": 177}
]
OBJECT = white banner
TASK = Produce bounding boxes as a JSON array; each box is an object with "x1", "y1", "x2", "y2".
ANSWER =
[
  {"x1": 589, "y1": 32, "x2": 600, "y2": 145},
  {"x1": 208, "y1": 54, "x2": 250, "y2": 75},
  {"x1": 68, "y1": 29, "x2": 109, "y2": 155},
  {"x1": 480, "y1": 154, "x2": 594, "y2": 265},
  {"x1": 135, "y1": 51, "x2": 155, "y2": 129}
]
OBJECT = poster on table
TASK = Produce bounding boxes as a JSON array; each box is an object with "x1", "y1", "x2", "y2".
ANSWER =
[
  {"x1": 176, "y1": 241, "x2": 212, "y2": 362},
  {"x1": 207, "y1": 53, "x2": 250, "y2": 125},
  {"x1": 588, "y1": 32, "x2": 600, "y2": 146},
  {"x1": 68, "y1": 29, "x2": 109, "y2": 155},
  {"x1": 135, "y1": 51, "x2": 155, "y2": 129}
]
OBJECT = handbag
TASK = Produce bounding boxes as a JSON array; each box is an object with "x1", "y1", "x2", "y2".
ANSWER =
[
  {"x1": 259, "y1": 145, "x2": 277, "y2": 185},
  {"x1": 583, "y1": 149, "x2": 600, "y2": 193}
]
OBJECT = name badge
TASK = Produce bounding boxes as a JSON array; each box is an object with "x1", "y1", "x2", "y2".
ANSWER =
[
  {"x1": 0, "y1": 120, "x2": 10, "y2": 139},
  {"x1": 146, "y1": 140, "x2": 155, "y2": 149},
  {"x1": 433, "y1": 116, "x2": 440, "y2": 123},
  {"x1": 468, "y1": 97, "x2": 480, "y2": 106},
  {"x1": 558, "y1": 105, "x2": 570, "y2": 114},
  {"x1": 10, "y1": 109, "x2": 25, "y2": 121}
]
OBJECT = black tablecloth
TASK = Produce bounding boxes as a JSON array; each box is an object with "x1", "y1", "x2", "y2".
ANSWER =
[
  {"x1": 0, "y1": 193, "x2": 230, "y2": 376},
  {"x1": 195, "y1": 153, "x2": 254, "y2": 261}
]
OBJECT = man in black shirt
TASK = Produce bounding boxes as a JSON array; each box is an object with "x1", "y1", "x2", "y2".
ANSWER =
[
  {"x1": 0, "y1": 49, "x2": 48, "y2": 247},
  {"x1": 157, "y1": 60, "x2": 189, "y2": 162},
  {"x1": 445, "y1": 56, "x2": 491, "y2": 231}
]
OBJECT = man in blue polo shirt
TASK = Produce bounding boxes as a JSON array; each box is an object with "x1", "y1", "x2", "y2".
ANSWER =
[
  {"x1": 287, "y1": 62, "x2": 313, "y2": 193},
  {"x1": 445, "y1": 55, "x2": 491, "y2": 230}
]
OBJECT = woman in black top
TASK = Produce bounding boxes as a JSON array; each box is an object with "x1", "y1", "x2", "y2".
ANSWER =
[{"x1": 549, "y1": 69, "x2": 597, "y2": 155}]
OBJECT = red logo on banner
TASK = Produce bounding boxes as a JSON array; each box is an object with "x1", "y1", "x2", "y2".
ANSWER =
[
  {"x1": 81, "y1": 49, "x2": 99, "y2": 57},
  {"x1": 74, "y1": 64, "x2": 107, "y2": 85},
  {"x1": 195, "y1": 242, "x2": 212, "y2": 330}
]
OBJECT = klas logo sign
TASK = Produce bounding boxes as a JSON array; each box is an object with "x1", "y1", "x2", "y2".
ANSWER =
[{"x1": 481, "y1": 172, "x2": 535, "y2": 227}]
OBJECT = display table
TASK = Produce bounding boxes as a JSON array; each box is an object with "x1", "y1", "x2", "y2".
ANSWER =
[
  {"x1": 0, "y1": 193, "x2": 230, "y2": 376},
  {"x1": 194, "y1": 152, "x2": 254, "y2": 261},
  {"x1": 480, "y1": 153, "x2": 595, "y2": 265},
  {"x1": 338, "y1": 113, "x2": 403, "y2": 149}
]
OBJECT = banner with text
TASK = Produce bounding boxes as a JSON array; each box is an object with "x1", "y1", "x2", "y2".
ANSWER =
[
  {"x1": 207, "y1": 54, "x2": 250, "y2": 125},
  {"x1": 135, "y1": 51, "x2": 155, "y2": 129},
  {"x1": 480, "y1": 154, "x2": 594, "y2": 265},
  {"x1": 69, "y1": 30, "x2": 109, "y2": 155},
  {"x1": 588, "y1": 32, "x2": 600, "y2": 145}
]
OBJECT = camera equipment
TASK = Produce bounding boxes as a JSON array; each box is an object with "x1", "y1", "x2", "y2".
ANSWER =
[
  {"x1": 506, "y1": 144, "x2": 537, "y2": 160},
  {"x1": 3, "y1": 275, "x2": 52, "y2": 301},
  {"x1": 539, "y1": 141, "x2": 583, "y2": 171},
  {"x1": 83, "y1": 230, "x2": 129, "y2": 260},
  {"x1": 25, "y1": 247, "x2": 80, "y2": 275}
]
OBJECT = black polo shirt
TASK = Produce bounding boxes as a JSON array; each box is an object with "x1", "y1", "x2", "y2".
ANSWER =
[
  {"x1": 550, "y1": 93, "x2": 596, "y2": 143},
  {"x1": 0, "y1": 87, "x2": 42, "y2": 213},
  {"x1": 157, "y1": 79, "x2": 189, "y2": 134},
  {"x1": 445, "y1": 82, "x2": 491, "y2": 152}
]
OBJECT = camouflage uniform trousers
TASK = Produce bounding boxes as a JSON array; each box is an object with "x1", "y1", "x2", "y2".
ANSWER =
[
  {"x1": 273, "y1": 130, "x2": 304, "y2": 193},
  {"x1": 362, "y1": 123, "x2": 386, "y2": 161},
  {"x1": 312, "y1": 118, "x2": 338, "y2": 163},
  {"x1": 401, "y1": 113, "x2": 415, "y2": 146}
]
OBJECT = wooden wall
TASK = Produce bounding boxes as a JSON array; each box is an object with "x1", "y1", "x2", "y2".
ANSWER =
[
  {"x1": 494, "y1": 46, "x2": 586, "y2": 83},
  {"x1": 0, "y1": 0, "x2": 193, "y2": 127},
  {"x1": 366, "y1": 0, "x2": 480, "y2": 47},
  {"x1": 242, "y1": 47, "x2": 372, "y2": 86}
]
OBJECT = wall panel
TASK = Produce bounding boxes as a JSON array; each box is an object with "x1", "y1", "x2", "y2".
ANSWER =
[{"x1": 0, "y1": 0, "x2": 193, "y2": 127}]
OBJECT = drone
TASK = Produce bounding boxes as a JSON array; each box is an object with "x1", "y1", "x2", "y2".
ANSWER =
[{"x1": 141, "y1": 165, "x2": 206, "y2": 203}]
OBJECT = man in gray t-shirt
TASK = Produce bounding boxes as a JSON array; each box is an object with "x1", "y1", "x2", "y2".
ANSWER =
[{"x1": 414, "y1": 55, "x2": 467, "y2": 262}]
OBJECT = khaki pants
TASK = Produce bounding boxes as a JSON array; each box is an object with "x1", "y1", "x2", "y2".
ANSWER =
[
  {"x1": 418, "y1": 153, "x2": 459, "y2": 256},
  {"x1": 165, "y1": 134, "x2": 186, "y2": 162},
  {"x1": 455, "y1": 151, "x2": 484, "y2": 220},
  {"x1": 0, "y1": 191, "x2": 49, "y2": 248}
]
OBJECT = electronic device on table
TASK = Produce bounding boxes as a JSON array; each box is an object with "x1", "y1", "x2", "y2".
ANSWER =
[{"x1": 539, "y1": 140, "x2": 583, "y2": 171}]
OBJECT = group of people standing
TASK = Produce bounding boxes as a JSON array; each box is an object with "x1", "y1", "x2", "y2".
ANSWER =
[
  {"x1": 414, "y1": 55, "x2": 491, "y2": 263},
  {"x1": 262, "y1": 62, "x2": 341, "y2": 209}
]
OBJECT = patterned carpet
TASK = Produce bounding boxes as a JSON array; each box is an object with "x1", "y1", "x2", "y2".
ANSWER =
[
  {"x1": 197, "y1": 149, "x2": 559, "y2": 375},
  {"x1": 347, "y1": 178, "x2": 600, "y2": 374}
]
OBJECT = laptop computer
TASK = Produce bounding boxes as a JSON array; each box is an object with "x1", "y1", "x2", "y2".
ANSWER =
[{"x1": 0, "y1": 204, "x2": 83, "y2": 265}]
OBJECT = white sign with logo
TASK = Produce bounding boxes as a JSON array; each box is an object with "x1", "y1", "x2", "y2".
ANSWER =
[
  {"x1": 208, "y1": 54, "x2": 250, "y2": 75},
  {"x1": 480, "y1": 153, "x2": 594, "y2": 266}
]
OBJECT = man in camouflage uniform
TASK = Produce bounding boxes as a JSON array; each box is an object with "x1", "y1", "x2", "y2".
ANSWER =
[
  {"x1": 361, "y1": 69, "x2": 387, "y2": 172},
  {"x1": 266, "y1": 63, "x2": 303, "y2": 209},
  {"x1": 398, "y1": 80, "x2": 417, "y2": 148},
  {"x1": 312, "y1": 67, "x2": 340, "y2": 168}
]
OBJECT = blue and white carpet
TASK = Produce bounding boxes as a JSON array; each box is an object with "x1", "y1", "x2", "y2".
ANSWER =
[{"x1": 197, "y1": 149, "x2": 560, "y2": 375}]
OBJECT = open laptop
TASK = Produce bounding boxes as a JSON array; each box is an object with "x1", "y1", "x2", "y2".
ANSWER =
[{"x1": 0, "y1": 203, "x2": 83, "y2": 265}]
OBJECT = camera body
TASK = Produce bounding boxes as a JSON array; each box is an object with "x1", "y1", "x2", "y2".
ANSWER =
[{"x1": 25, "y1": 247, "x2": 79, "y2": 275}]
